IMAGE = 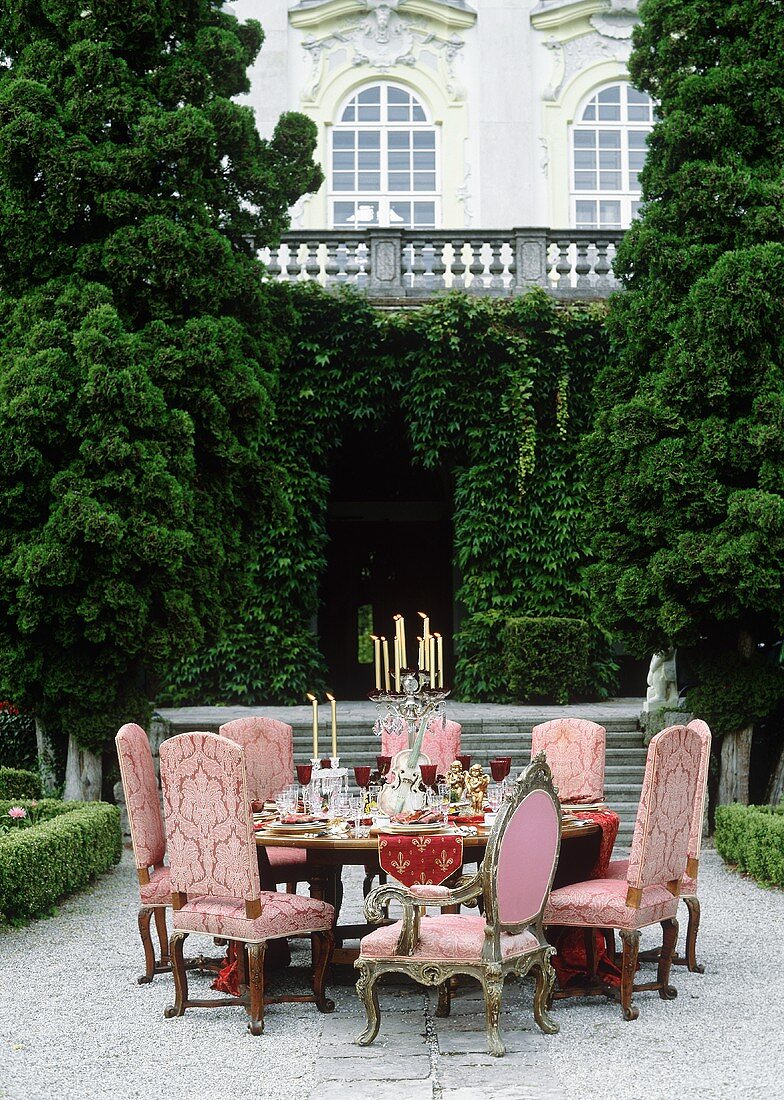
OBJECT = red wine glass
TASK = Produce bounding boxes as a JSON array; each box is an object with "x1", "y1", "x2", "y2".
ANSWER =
[
  {"x1": 354, "y1": 765, "x2": 372, "y2": 790},
  {"x1": 457, "y1": 754, "x2": 472, "y2": 772},
  {"x1": 489, "y1": 759, "x2": 506, "y2": 783},
  {"x1": 376, "y1": 755, "x2": 392, "y2": 779},
  {"x1": 296, "y1": 763, "x2": 313, "y2": 786}
]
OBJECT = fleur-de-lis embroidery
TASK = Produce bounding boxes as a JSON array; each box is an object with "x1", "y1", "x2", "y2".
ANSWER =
[
  {"x1": 412, "y1": 837, "x2": 432, "y2": 853},
  {"x1": 417, "y1": 872, "x2": 431, "y2": 885},
  {"x1": 435, "y1": 848, "x2": 454, "y2": 874},
  {"x1": 391, "y1": 853, "x2": 410, "y2": 876}
]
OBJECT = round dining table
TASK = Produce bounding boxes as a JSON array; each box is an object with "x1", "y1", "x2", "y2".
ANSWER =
[{"x1": 256, "y1": 819, "x2": 601, "y2": 966}]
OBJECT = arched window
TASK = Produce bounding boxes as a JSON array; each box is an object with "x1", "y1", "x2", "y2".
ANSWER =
[
  {"x1": 571, "y1": 83, "x2": 655, "y2": 229},
  {"x1": 330, "y1": 83, "x2": 439, "y2": 230}
]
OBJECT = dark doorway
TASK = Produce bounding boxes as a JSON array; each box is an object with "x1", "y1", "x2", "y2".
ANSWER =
[{"x1": 320, "y1": 416, "x2": 453, "y2": 698}]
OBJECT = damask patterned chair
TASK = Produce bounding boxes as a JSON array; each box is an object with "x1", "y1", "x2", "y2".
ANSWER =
[
  {"x1": 355, "y1": 753, "x2": 562, "y2": 1057},
  {"x1": 219, "y1": 717, "x2": 308, "y2": 891},
  {"x1": 530, "y1": 717, "x2": 606, "y2": 804},
  {"x1": 605, "y1": 718, "x2": 712, "y2": 972},
  {"x1": 159, "y1": 731, "x2": 335, "y2": 1035},
  {"x1": 381, "y1": 718, "x2": 462, "y2": 777},
  {"x1": 115, "y1": 722, "x2": 172, "y2": 983},
  {"x1": 544, "y1": 723, "x2": 704, "y2": 1020}
]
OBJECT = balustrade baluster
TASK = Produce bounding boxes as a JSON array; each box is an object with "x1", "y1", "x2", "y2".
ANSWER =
[
  {"x1": 575, "y1": 239, "x2": 591, "y2": 289},
  {"x1": 555, "y1": 239, "x2": 573, "y2": 290},
  {"x1": 410, "y1": 240, "x2": 426, "y2": 290},
  {"x1": 305, "y1": 242, "x2": 321, "y2": 283},
  {"x1": 594, "y1": 238, "x2": 612, "y2": 291},
  {"x1": 489, "y1": 241, "x2": 505, "y2": 290},
  {"x1": 345, "y1": 243, "x2": 360, "y2": 284},
  {"x1": 468, "y1": 240, "x2": 485, "y2": 288},
  {"x1": 324, "y1": 241, "x2": 340, "y2": 286},
  {"x1": 266, "y1": 247, "x2": 282, "y2": 281},
  {"x1": 431, "y1": 240, "x2": 446, "y2": 290},
  {"x1": 451, "y1": 239, "x2": 467, "y2": 289},
  {"x1": 286, "y1": 242, "x2": 302, "y2": 283}
]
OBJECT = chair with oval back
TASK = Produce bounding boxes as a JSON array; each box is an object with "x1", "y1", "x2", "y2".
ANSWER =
[
  {"x1": 544, "y1": 723, "x2": 704, "y2": 1019},
  {"x1": 355, "y1": 753, "x2": 562, "y2": 1057},
  {"x1": 115, "y1": 722, "x2": 171, "y2": 983},
  {"x1": 160, "y1": 731, "x2": 335, "y2": 1035},
  {"x1": 530, "y1": 717, "x2": 606, "y2": 804}
]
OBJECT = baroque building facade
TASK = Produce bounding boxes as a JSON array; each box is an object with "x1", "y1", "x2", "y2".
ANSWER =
[{"x1": 233, "y1": 0, "x2": 650, "y2": 233}]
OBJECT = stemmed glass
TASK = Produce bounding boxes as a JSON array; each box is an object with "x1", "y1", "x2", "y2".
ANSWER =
[
  {"x1": 490, "y1": 756, "x2": 512, "y2": 797},
  {"x1": 296, "y1": 763, "x2": 313, "y2": 812},
  {"x1": 419, "y1": 763, "x2": 438, "y2": 806},
  {"x1": 354, "y1": 765, "x2": 372, "y2": 811}
]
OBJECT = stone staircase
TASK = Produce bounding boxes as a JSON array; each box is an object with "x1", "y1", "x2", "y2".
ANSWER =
[{"x1": 157, "y1": 699, "x2": 646, "y2": 848}]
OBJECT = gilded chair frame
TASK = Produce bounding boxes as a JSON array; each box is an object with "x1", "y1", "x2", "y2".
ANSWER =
[{"x1": 355, "y1": 753, "x2": 562, "y2": 1057}]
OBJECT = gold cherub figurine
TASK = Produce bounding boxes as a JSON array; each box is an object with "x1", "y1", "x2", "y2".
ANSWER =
[
  {"x1": 465, "y1": 763, "x2": 489, "y2": 815},
  {"x1": 447, "y1": 760, "x2": 466, "y2": 803}
]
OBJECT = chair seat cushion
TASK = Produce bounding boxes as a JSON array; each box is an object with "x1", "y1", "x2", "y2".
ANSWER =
[
  {"x1": 545, "y1": 877, "x2": 679, "y2": 930},
  {"x1": 139, "y1": 865, "x2": 171, "y2": 906},
  {"x1": 172, "y1": 892, "x2": 334, "y2": 943},
  {"x1": 606, "y1": 858, "x2": 697, "y2": 895},
  {"x1": 359, "y1": 913, "x2": 538, "y2": 962}
]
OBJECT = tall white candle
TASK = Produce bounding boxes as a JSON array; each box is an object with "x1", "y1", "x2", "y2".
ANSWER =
[
  {"x1": 381, "y1": 636, "x2": 391, "y2": 692},
  {"x1": 399, "y1": 616, "x2": 408, "y2": 669},
  {"x1": 417, "y1": 636, "x2": 424, "y2": 670},
  {"x1": 435, "y1": 633, "x2": 444, "y2": 688},
  {"x1": 326, "y1": 693, "x2": 337, "y2": 757},
  {"x1": 394, "y1": 635, "x2": 401, "y2": 692},
  {"x1": 306, "y1": 693, "x2": 318, "y2": 758},
  {"x1": 429, "y1": 636, "x2": 436, "y2": 683},
  {"x1": 371, "y1": 634, "x2": 381, "y2": 690}
]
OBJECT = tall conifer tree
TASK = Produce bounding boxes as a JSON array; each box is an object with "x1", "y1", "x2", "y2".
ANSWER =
[
  {"x1": 582, "y1": 0, "x2": 784, "y2": 802},
  {"x1": 0, "y1": 1, "x2": 322, "y2": 795}
]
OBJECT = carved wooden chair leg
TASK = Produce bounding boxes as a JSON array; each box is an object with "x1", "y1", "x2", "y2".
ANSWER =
[
  {"x1": 481, "y1": 970, "x2": 506, "y2": 1057},
  {"x1": 682, "y1": 897, "x2": 704, "y2": 973},
  {"x1": 246, "y1": 942, "x2": 266, "y2": 1035},
  {"x1": 603, "y1": 928, "x2": 616, "y2": 964},
  {"x1": 583, "y1": 926, "x2": 598, "y2": 981},
  {"x1": 164, "y1": 931, "x2": 189, "y2": 1018},
  {"x1": 236, "y1": 940, "x2": 248, "y2": 994},
  {"x1": 311, "y1": 930, "x2": 336, "y2": 1013},
  {"x1": 436, "y1": 980, "x2": 452, "y2": 1018},
  {"x1": 532, "y1": 957, "x2": 559, "y2": 1035},
  {"x1": 137, "y1": 907, "x2": 156, "y2": 984},
  {"x1": 657, "y1": 918, "x2": 679, "y2": 1000},
  {"x1": 153, "y1": 907, "x2": 170, "y2": 968},
  {"x1": 355, "y1": 961, "x2": 382, "y2": 1045},
  {"x1": 618, "y1": 929, "x2": 640, "y2": 1021}
]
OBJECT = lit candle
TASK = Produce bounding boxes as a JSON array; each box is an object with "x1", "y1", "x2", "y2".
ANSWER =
[
  {"x1": 417, "y1": 636, "x2": 424, "y2": 670},
  {"x1": 399, "y1": 615, "x2": 408, "y2": 669},
  {"x1": 371, "y1": 634, "x2": 381, "y2": 690},
  {"x1": 326, "y1": 692, "x2": 337, "y2": 757},
  {"x1": 381, "y1": 636, "x2": 391, "y2": 692},
  {"x1": 435, "y1": 633, "x2": 444, "y2": 688},
  {"x1": 394, "y1": 635, "x2": 401, "y2": 692},
  {"x1": 306, "y1": 693, "x2": 318, "y2": 758},
  {"x1": 429, "y1": 636, "x2": 436, "y2": 683}
]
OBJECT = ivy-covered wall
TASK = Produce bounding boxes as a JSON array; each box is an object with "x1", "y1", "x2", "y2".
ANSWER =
[{"x1": 161, "y1": 285, "x2": 613, "y2": 705}]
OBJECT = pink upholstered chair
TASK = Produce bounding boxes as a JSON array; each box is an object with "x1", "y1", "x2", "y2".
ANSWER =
[
  {"x1": 159, "y1": 731, "x2": 335, "y2": 1035},
  {"x1": 355, "y1": 753, "x2": 562, "y2": 1057},
  {"x1": 381, "y1": 718, "x2": 462, "y2": 777},
  {"x1": 544, "y1": 723, "x2": 704, "y2": 1019},
  {"x1": 115, "y1": 722, "x2": 172, "y2": 983},
  {"x1": 530, "y1": 717, "x2": 606, "y2": 804},
  {"x1": 219, "y1": 717, "x2": 308, "y2": 891},
  {"x1": 605, "y1": 718, "x2": 712, "y2": 972}
]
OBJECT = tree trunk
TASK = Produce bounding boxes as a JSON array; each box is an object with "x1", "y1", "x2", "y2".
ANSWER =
[
  {"x1": 63, "y1": 734, "x2": 102, "y2": 801},
  {"x1": 717, "y1": 725, "x2": 753, "y2": 806},
  {"x1": 765, "y1": 739, "x2": 784, "y2": 806},
  {"x1": 34, "y1": 717, "x2": 58, "y2": 795}
]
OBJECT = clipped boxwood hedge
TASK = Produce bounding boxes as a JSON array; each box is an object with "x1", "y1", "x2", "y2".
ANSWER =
[
  {"x1": 714, "y1": 803, "x2": 784, "y2": 888},
  {"x1": 503, "y1": 616, "x2": 590, "y2": 704},
  {"x1": 0, "y1": 800, "x2": 122, "y2": 922},
  {"x1": 0, "y1": 767, "x2": 42, "y2": 800}
]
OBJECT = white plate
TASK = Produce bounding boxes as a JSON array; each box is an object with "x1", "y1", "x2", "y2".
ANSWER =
[
  {"x1": 381, "y1": 822, "x2": 448, "y2": 835},
  {"x1": 264, "y1": 821, "x2": 328, "y2": 835}
]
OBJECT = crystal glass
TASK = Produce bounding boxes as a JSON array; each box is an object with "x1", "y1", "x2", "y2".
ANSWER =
[
  {"x1": 296, "y1": 763, "x2": 313, "y2": 786},
  {"x1": 457, "y1": 754, "x2": 472, "y2": 772},
  {"x1": 354, "y1": 765, "x2": 372, "y2": 790},
  {"x1": 489, "y1": 759, "x2": 506, "y2": 783},
  {"x1": 376, "y1": 755, "x2": 391, "y2": 778}
]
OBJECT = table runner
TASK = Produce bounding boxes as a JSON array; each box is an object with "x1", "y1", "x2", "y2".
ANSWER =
[{"x1": 378, "y1": 833, "x2": 464, "y2": 888}]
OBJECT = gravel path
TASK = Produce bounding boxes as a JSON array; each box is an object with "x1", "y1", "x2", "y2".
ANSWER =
[{"x1": 0, "y1": 847, "x2": 781, "y2": 1100}]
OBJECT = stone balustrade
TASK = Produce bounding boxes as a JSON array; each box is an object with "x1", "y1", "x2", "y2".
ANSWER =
[{"x1": 256, "y1": 228, "x2": 625, "y2": 300}]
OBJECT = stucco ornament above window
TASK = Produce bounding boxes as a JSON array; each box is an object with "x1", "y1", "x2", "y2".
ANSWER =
[
  {"x1": 531, "y1": 0, "x2": 639, "y2": 103},
  {"x1": 291, "y1": 0, "x2": 476, "y2": 102}
]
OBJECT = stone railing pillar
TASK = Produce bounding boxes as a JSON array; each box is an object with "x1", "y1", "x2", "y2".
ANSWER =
[
  {"x1": 368, "y1": 229, "x2": 404, "y2": 296},
  {"x1": 512, "y1": 228, "x2": 548, "y2": 291}
]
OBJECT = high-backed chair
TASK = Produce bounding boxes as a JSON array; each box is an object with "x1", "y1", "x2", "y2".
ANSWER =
[
  {"x1": 381, "y1": 718, "x2": 462, "y2": 777},
  {"x1": 606, "y1": 718, "x2": 712, "y2": 972},
  {"x1": 355, "y1": 753, "x2": 562, "y2": 1057},
  {"x1": 544, "y1": 723, "x2": 704, "y2": 1019},
  {"x1": 530, "y1": 717, "x2": 606, "y2": 804},
  {"x1": 115, "y1": 722, "x2": 171, "y2": 983},
  {"x1": 219, "y1": 717, "x2": 307, "y2": 890},
  {"x1": 160, "y1": 731, "x2": 335, "y2": 1035}
]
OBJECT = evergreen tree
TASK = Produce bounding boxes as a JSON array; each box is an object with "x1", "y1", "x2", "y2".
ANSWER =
[
  {"x1": 582, "y1": 0, "x2": 784, "y2": 802},
  {"x1": 0, "y1": 1, "x2": 322, "y2": 795}
]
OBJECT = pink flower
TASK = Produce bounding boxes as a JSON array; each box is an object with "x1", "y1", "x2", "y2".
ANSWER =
[{"x1": 8, "y1": 807, "x2": 27, "y2": 820}]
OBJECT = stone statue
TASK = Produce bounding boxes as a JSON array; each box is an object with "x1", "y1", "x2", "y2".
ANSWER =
[{"x1": 644, "y1": 649, "x2": 679, "y2": 712}]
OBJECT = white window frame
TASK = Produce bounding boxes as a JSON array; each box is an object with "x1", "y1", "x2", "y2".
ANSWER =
[{"x1": 329, "y1": 82, "x2": 441, "y2": 230}]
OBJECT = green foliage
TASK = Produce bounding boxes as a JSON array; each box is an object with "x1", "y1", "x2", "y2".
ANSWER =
[
  {"x1": 162, "y1": 287, "x2": 615, "y2": 704},
  {"x1": 715, "y1": 803, "x2": 784, "y2": 888},
  {"x1": 0, "y1": 767, "x2": 41, "y2": 800},
  {"x1": 582, "y1": 0, "x2": 784, "y2": 736},
  {"x1": 0, "y1": 6, "x2": 322, "y2": 744},
  {"x1": 0, "y1": 701, "x2": 36, "y2": 769},
  {"x1": 0, "y1": 800, "x2": 121, "y2": 922},
  {"x1": 503, "y1": 617, "x2": 590, "y2": 705}
]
